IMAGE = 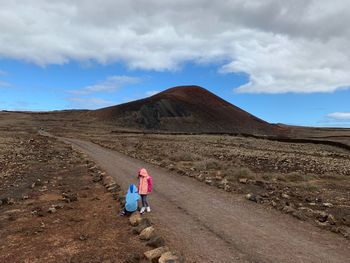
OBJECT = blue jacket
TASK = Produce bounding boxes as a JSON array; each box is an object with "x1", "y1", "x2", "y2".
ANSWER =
[{"x1": 125, "y1": 184, "x2": 140, "y2": 212}]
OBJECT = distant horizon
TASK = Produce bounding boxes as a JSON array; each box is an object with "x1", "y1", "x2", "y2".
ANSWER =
[
  {"x1": 2, "y1": 85, "x2": 350, "y2": 129},
  {"x1": 1, "y1": 1, "x2": 350, "y2": 127}
]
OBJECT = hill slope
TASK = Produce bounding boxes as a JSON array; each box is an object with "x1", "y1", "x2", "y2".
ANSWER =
[{"x1": 91, "y1": 85, "x2": 280, "y2": 135}]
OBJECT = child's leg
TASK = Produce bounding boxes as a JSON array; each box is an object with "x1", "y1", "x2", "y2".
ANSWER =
[
  {"x1": 144, "y1": 195, "x2": 151, "y2": 212},
  {"x1": 140, "y1": 195, "x2": 147, "y2": 214},
  {"x1": 143, "y1": 195, "x2": 149, "y2": 207},
  {"x1": 141, "y1": 195, "x2": 146, "y2": 207}
]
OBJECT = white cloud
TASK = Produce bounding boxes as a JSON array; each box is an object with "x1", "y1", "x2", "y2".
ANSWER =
[
  {"x1": 326, "y1": 112, "x2": 350, "y2": 121},
  {"x1": 0, "y1": 70, "x2": 7, "y2": 76},
  {"x1": 69, "y1": 75, "x2": 140, "y2": 95},
  {"x1": 1, "y1": 1, "x2": 350, "y2": 93},
  {"x1": 67, "y1": 97, "x2": 114, "y2": 109}
]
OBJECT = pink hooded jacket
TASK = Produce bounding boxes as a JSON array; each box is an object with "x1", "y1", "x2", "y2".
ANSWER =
[{"x1": 138, "y1": 168, "x2": 153, "y2": 195}]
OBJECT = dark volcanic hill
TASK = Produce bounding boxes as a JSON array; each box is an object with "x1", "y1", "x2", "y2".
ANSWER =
[{"x1": 91, "y1": 85, "x2": 282, "y2": 135}]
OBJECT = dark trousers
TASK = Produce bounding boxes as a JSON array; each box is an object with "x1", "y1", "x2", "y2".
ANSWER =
[{"x1": 141, "y1": 194, "x2": 149, "y2": 207}]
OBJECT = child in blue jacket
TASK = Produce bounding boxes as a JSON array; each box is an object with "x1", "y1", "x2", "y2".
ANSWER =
[{"x1": 120, "y1": 184, "x2": 140, "y2": 216}]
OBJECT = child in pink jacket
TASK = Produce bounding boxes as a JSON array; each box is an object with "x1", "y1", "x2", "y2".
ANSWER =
[{"x1": 138, "y1": 168, "x2": 153, "y2": 214}]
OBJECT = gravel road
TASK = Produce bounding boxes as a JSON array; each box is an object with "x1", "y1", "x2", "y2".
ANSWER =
[{"x1": 59, "y1": 136, "x2": 350, "y2": 263}]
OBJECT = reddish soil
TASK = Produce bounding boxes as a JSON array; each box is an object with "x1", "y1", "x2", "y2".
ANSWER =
[{"x1": 0, "y1": 132, "x2": 147, "y2": 263}]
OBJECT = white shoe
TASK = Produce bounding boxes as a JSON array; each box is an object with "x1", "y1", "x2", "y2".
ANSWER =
[
  {"x1": 140, "y1": 207, "x2": 146, "y2": 214},
  {"x1": 146, "y1": 206, "x2": 151, "y2": 212}
]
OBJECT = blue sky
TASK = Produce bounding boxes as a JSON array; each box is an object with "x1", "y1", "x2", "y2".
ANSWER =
[
  {"x1": 1, "y1": 1, "x2": 350, "y2": 127},
  {"x1": 1, "y1": 58, "x2": 349, "y2": 127}
]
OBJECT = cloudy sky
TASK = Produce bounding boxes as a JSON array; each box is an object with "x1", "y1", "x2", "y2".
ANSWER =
[{"x1": 1, "y1": 0, "x2": 350, "y2": 126}]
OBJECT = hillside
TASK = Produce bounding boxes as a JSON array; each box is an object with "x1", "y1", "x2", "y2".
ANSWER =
[{"x1": 91, "y1": 85, "x2": 282, "y2": 135}]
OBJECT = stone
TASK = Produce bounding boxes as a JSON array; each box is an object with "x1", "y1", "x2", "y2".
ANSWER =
[
  {"x1": 92, "y1": 174, "x2": 102, "y2": 182},
  {"x1": 48, "y1": 207, "x2": 56, "y2": 213},
  {"x1": 282, "y1": 205, "x2": 296, "y2": 214},
  {"x1": 144, "y1": 246, "x2": 169, "y2": 263},
  {"x1": 224, "y1": 185, "x2": 231, "y2": 192},
  {"x1": 54, "y1": 203, "x2": 65, "y2": 209},
  {"x1": 39, "y1": 186, "x2": 48, "y2": 192},
  {"x1": 245, "y1": 193, "x2": 262, "y2": 203},
  {"x1": 205, "y1": 178, "x2": 213, "y2": 185},
  {"x1": 79, "y1": 234, "x2": 88, "y2": 241},
  {"x1": 341, "y1": 215, "x2": 350, "y2": 226},
  {"x1": 62, "y1": 192, "x2": 78, "y2": 203},
  {"x1": 133, "y1": 218, "x2": 152, "y2": 234},
  {"x1": 292, "y1": 210, "x2": 307, "y2": 221},
  {"x1": 129, "y1": 212, "x2": 142, "y2": 226},
  {"x1": 197, "y1": 174, "x2": 205, "y2": 182},
  {"x1": 139, "y1": 226, "x2": 155, "y2": 241},
  {"x1": 146, "y1": 235, "x2": 165, "y2": 248},
  {"x1": 281, "y1": 193, "x2": 290, "y2": 199},
  {"x1": 316, "y1": 211, "x2": 328, "y2": 223},
  {"x1": 239, "y1": 178, "x2": 248, "y2": 184},
  {"x1": 327, "y1": 214, "x2": 336, "y2": 225},
  {"x1": 124, "y1": 253, "x2": 141, "y2": 263},
  {"x1": 159, "y1": 251, "x2": 183, "y2": 263},
  {"x1": 107, "y1": 185, "x2": 121, "y2": 193},
  {"x1": 339, "y1": 226, "x2": 350, "y2": 239}
]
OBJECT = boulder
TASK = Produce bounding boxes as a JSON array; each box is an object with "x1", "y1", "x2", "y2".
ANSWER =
[
  {"x1": 159, "y1": 251, "x2": 184, "y2": 263},
  {"x1": 92, "y1": 174, "x2": 103, "y2": 182},
  {"x1": 139, "y1": 226, "x2": 155, "y2": 240},
  {"x1": 144, "y1": 246, "x2": 169, "y2": 263},
  {"x1": 129, "y1": 212, "x2": 142, "y2": 226},
  {"x1": 133, "y1": 218, "x2": 152, "y2": 234},
  {"x1": 146, "y1": 235, "x2": 165, "y2": 248},
  {"x1": 107, "y1": 184, "x2": 121, "y2": 193}
]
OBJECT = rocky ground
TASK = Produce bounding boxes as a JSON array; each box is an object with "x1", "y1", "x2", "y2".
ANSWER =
[
  {"x1": 76, "y1": 132, "x2": 350, "y2": 239},
  {"x1": 1, "y1": 110, "x2": 349, "y2": 255},
  {"x1": 0, "y1": 131, "x2": 149, "y2": 262}
]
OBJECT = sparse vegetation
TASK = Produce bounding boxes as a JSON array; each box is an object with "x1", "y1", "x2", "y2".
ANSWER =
[{"x1": 1, "y1": 111, "x2": 350, "y2": 239}]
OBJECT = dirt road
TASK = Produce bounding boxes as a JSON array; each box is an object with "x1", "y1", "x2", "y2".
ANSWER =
[{"x1": 58, "y1": 136, "x2": 349, "y2": 263}]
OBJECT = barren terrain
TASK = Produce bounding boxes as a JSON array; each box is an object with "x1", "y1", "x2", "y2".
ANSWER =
[
  {"x1": 64, "y1": 132, "x2": 349, "y2": 240},
  {"x1": 50, "y1": 135, "x2": 350, "y2": 263},
  {"x1": 1, "y1": 110, "x2": 350, "y2": 262},
  {"x1": 0, "y1": 123, "x2": 147, "y2": 262}
]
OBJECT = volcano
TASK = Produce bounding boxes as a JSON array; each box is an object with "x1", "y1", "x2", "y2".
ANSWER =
[{"x1": 91, "y1": 85, "x2": 281, "y2": 135}]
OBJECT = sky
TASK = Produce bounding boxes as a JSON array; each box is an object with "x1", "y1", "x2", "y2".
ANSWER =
[{"x1": 0, "y1": 0, "x2": 350, "y2": 127}]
